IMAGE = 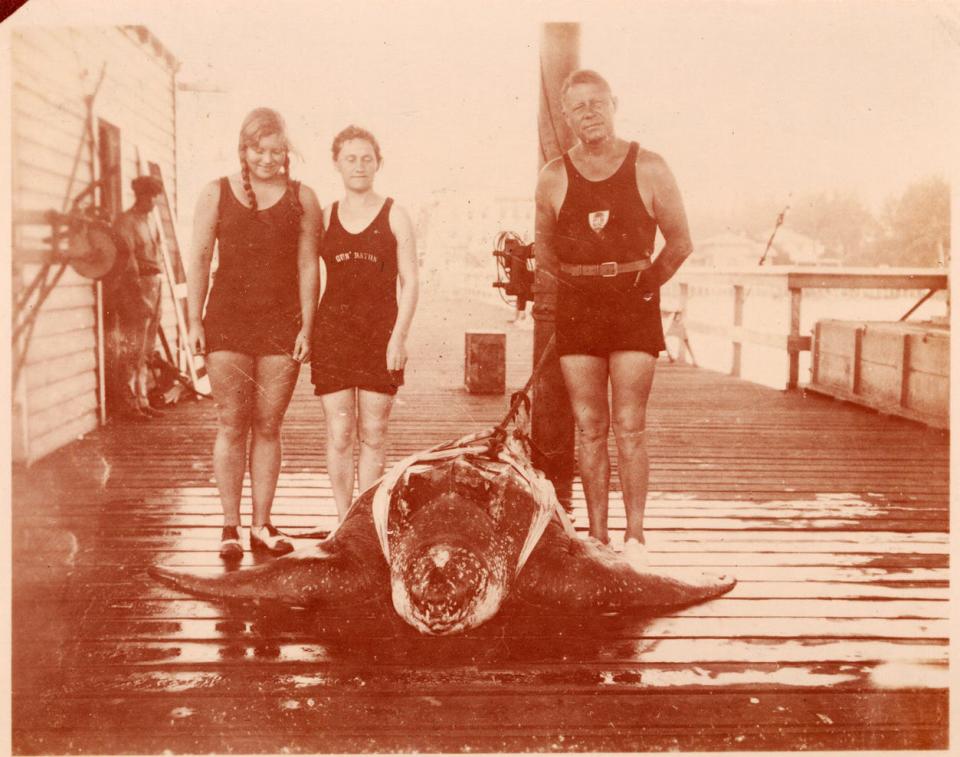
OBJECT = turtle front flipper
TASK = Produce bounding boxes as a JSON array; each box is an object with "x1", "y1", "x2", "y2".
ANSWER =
[
  {"x1": 150, "y1": 489, "x2": 388, "y2": 607},
  {"x1": 514, "y1": 520, "x2": 735, "y2": 613}
]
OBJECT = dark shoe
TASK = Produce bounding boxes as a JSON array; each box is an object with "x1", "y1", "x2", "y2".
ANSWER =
[
  {"x1": 115, "y1": 403, "x2": 150, "y2": 422},
  {"x1": 249, "y1": 524, "x2": 294, "y2": 555},
  {"x1": 219, "y1": 526, "x2": 243, "y2": 560}
]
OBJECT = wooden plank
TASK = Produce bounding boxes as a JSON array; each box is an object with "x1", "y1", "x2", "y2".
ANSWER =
[
  {"x1": 9, "y1": 661, "x2": 950, "y2": 696},
  {"x1": 20, "y1": 616, "x2": 946, "y2": 642},
  {"x1": 905, "y1": 371, "x2": 949, "y2": 418},
  {"x1": 25, "y1": 563, "x2": 946, "y2": 587},
  {"x1": 27, "y1": 531, "x2": 946, "y2": 555},
  {"x1": 13, "y1": 723, "x2": 946, "y2": 756},
  {"x1": 21, "y1": 370, "x2": 97, "y2": 415},
  {"x1": 28, "y1": 392, "x2": 98, "y2": 439},
  {"x1": 26, "y1": 411, "x2": 98, "y2": 463},
  {"x1": 18, "y1": 302, "x2": 96, "y2": 338},
  {"x1": 13, "y1": 637, "x2": 947, "y2": 667},
  {"x1": 788, "y1": 271, "x2": 947, "y2": 290},
  {"x1": 11, "y1": 689, "x2": 948, "y2": 753},
  {"x1": 24, "y1": 350, "x2": 97, "y2": 391},
  {"x1": 907, "y1": 330, "x2": 949, "y2": 375},
  {"x1": 22, "y1": 327, "x2": 96, "y2": 366}
]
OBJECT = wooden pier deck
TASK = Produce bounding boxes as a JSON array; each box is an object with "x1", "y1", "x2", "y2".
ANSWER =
[{"x1": 11, "y1": 290, "x2": 950, "y2": 754}]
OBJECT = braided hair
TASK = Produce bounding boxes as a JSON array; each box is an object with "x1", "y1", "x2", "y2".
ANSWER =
[
  {"x1": 283, "y1": 152, "x2": 303, "y2": 215},
  {"x1": 237, "y1": 107, "x2": 302, "y2": 216}
]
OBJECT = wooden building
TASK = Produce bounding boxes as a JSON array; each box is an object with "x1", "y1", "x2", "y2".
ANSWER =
[{"x1": 10, "y1": 25, "x2": 180, "y2": 463}]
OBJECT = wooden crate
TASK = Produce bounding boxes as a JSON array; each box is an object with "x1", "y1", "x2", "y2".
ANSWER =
[
  {"x1": 464, "y1": 331, "x2": 506, "y2": 394},
  {"x1": 810, "y1": 320, "x2": 949, "y2": 428}
]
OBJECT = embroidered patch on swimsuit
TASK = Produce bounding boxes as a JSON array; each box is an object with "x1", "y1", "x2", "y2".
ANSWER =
[{"x1": 588, "y1": 210, "x2": 610, "y2": 233}]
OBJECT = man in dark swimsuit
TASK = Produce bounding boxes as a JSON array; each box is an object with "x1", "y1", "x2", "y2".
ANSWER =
[
  {"x1": 112, "y1": 175, "x2": 164, "y2": 418},
  {"x1": 535, "y1": 70, "x2": 694, "y2": 569}
]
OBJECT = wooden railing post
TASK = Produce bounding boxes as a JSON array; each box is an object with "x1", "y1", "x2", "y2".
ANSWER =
[
  {"x1": 732, "y1": 285, "x2": 744, "y2": 378},
  {"x1": 787, "y1": 286, "x2": 803, "y2": 389},
  {"x1": 677, "y1": 282, "x2": 689, "y2": 365},
  {"x1": 852, "y1": 326, "x2": 864, "y2": 395},
  {"x1": 899, "y1": 332, "x2": 911, "y2": 408}
]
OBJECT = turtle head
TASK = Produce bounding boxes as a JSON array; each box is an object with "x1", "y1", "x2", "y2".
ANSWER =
[{"x1": 389, "y1": 492, "x2": 509, "y2": 635}]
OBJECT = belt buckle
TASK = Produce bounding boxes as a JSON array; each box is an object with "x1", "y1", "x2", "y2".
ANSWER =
[{"x1": 599, "y1": 261, "x2": 618, "y2": 277}]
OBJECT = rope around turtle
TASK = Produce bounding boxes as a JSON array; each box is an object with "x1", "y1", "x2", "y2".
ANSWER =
[{"x1": 491, "y1": 333, "x2": 556, "y2": 443}]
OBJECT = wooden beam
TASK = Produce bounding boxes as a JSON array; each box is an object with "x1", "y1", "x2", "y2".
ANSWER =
[
  {"x1": 786, "y1": 270, "x2": 947, "y2": 291},
  {"x1": 684, "y1": 320, "x2": 810, "y2": 353},
  {"x1": 811, "y1": 322, "x2": 821, "y2": 385},
  {"x1": 531, "y1": 22, "x2": 579, "y2": 507},
  {"x1": 852, "y1": 326, "x2": 864, "y2": 395},
  {"x1": 732, "y1": 285, "x2": 744, "y2": 378},
  {"x1": 787, "y1": 287, "x2": 803, "y2": 390},
  {"x1": 899, "y1": 332, "x2": 911, "y2": 408},
  {"x1": 676, "y1": 267, "x2": 947, "y2": 293}
]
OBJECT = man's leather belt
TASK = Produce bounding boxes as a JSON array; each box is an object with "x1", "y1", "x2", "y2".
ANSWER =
[{"x1": 559, "y1": 259, "x2": 651, "y2": 278}]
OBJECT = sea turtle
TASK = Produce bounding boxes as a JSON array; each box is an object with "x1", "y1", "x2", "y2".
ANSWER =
[{"x1": 151, "y1": 420, "x2": 735, "y2": 636}]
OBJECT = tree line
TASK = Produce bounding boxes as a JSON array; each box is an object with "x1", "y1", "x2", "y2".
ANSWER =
[{"x1": 702, "y1": 176, "x2": 950, "y2": 268}]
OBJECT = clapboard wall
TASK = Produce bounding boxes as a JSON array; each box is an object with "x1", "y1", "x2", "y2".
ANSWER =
[{"x1": 11, "y1": 26, "x2": 179, "y2": 463}]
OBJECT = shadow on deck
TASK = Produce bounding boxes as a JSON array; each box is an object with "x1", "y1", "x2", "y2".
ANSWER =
[{"x1": 11, "y1": 292, "x2": 949, "y2": 753}]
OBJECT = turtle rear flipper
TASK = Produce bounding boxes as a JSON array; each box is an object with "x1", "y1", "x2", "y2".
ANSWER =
[{"x1": 514, "y1": 520, "x2": 735, "y2": 612}]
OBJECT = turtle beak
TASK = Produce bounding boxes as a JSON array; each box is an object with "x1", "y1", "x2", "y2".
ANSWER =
[
  {"x1": 387, "y1": 489, "x2": 511, "y2": 635},
  {"x1": 397, "y1": 542, "x2": 500, "y2": 635}
]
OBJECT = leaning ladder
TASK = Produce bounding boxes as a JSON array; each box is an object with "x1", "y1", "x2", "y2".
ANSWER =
[{"x1": 142, "y1": 160, "x2": 211, "y2": 396}]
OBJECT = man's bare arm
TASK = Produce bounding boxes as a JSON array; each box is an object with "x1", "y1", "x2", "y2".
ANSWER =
[
  {"x1": 645, "y1": 156, "x2": 693, "y2": 287},
  {"x1": 534, "y1": 160, "x2": 565, "y2": 287}
]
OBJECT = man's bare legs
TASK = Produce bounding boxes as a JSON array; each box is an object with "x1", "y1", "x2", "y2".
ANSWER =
[
  {"x1": 609, "y1": 350, "x2": 657, "y2": 543},
  {"x1": 560, "y1": 354, "x2": 611, "y2": 543}
]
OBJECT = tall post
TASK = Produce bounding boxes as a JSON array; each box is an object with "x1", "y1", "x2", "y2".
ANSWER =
[
  {"x1": 532, "y1": 22, "x2": 579, "y2": 507},
  {"x1": 787, "y1": 287, "x2": 803, "y2": 389},
  {"x1": 732, "y1": 284, "x2": 744, "y2": 378}
]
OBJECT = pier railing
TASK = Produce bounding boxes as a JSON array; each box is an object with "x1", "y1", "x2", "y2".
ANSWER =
[{"x1": 664, "y1": 267, "x2": 948, "y2": 389}]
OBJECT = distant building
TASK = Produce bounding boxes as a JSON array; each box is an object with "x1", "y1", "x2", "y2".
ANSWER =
[
  {"x1": 11, "y1": 26, "x2": 179, "y2": 463},
  {"x1": 691, "y1": 228, "x2": 826, "y2": 267},
  {"x1": 690, "y1": 232, "x2": 767, "y2": 267},
  {"x1": 418, "y1": 190, "x2": 534, "y2": 286},
  {"x1": 772, "y1": 228, "x2": 826, "y2": 265}
]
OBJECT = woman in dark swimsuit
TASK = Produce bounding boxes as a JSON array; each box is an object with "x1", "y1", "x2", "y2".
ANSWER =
[
  {"x1": 311, "y1": 126, "x2": 419, "y2": 519},
  {"x1": 187, "y1": 108, "x2": 321, "y2": 559}
]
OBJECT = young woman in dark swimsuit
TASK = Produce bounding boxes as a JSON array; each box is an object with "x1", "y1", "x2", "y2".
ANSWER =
[
  {"x1": 187, "y1": 108, "x2": 321, "y2": 560},
  {"x1": 310, "y1": 126, "x2": 419, "y2": 519}
]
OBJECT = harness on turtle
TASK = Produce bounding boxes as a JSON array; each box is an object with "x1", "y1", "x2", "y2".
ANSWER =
[
  {"x1": 369, "y1": 333, "x2": 574, "y2": 569},
  {"x1": 487, "y1": 333, "x2": 557, "y2": 460}
]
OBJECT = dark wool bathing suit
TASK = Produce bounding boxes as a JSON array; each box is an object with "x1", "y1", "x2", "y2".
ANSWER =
[
  {"x1": 311, "y1": 198, "x2": 401, "y2": 396},
  {"x1": 203, "y1": 177, "x2": 303, "y2": 356},
  {"x1": 554, "y1": 141, "x2": 665, "y2": 358}
]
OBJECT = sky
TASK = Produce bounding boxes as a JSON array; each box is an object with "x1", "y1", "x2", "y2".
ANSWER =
[{"x1": 5, "y1": 0, "x2": 959, "y2": 228}]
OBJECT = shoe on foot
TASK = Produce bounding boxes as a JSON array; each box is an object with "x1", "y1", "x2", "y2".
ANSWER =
[
  {"x1": 582, "y1": 535, "x2": 614, "y2": 554},
  {"x1": 249, "y1": 524, "x2": 294, "y2": 555},
  {"x1": 219, "y1": 526, "x2": 243, "y2": 560},
  {"x1": 622, "y1": 538, "x2": 649, "y2": 570}
]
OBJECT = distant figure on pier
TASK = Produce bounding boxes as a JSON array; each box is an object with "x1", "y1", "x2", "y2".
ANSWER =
[
  {"x1": 186, "y1": 108, "x2": 321, "y2": 560},
  {"x1": 110, "y1": 175, "x2": 165, "y2": 419},
  {"x1": 534, "y1": 69, "x2": 694, "y2": 568},
  {"x1": 310, "y1": 126, "x2": 419, "y2": 520}
]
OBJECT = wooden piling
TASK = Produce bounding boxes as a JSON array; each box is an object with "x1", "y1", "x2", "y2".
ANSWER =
[{"x1": 532, "y1": 22, "x2": 579, "y2": 506}]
